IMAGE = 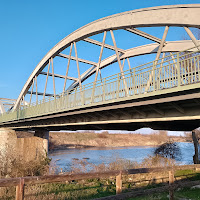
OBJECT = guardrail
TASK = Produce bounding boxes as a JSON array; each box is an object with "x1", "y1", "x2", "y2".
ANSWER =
[
  {"x1": 0, "y1": 164, "x2": 200, "y2": 200},
  {"x1": 1, "y1": 46, "x2": 200, "y2": 123}
]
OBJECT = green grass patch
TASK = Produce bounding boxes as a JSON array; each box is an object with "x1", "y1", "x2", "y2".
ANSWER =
[
  {"x1": 129, "y1": 192, "x2": 169, "y2": 200},
  {"x1": 176, "y1": 187, "x2": 200, "y2": 199},
  {"x1": 23, "y1": 179, "x2": 116, "y2": 200},
  {"x1": 128, "y1": 187, "x2": 200, "y2": 200},
  {"x1": 175, "y1": 169, "x2": 194, "y2": 176},
  {"x1": 175, "y1": 169, "x2": 200, "y2": 181}
]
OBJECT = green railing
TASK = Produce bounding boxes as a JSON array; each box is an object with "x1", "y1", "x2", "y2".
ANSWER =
[{"x1": 1, "y1": 46, "x2": 200, "y2": 123}]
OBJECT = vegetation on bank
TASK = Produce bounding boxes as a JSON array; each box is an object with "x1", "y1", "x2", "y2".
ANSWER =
[
  {"x1": 49, "y1": 130, "x2": 187, "y2": 151},
  {"x1": 0, "y1": 151, "x2": 51, "y2": 178},
  {"x1": 1, "y1": 153, "x2": 200, "y2": 200}
]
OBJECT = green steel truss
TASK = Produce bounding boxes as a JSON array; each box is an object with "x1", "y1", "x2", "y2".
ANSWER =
[{"x1": 1, "y1": 46, "x2": 200, "y2": 123}]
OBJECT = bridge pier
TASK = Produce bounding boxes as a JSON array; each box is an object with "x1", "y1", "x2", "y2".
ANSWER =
[
  {"x1": 34, "y1": 129, "x2": 49, "y2": 154},
  {"x1": 0, "y1": 128, "x2": 49, "y2": 170},
  {"x1": 0, "y1": 128, "x2": 17, "y2": 166}
]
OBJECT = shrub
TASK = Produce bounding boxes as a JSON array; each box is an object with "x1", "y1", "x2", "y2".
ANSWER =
[
  {"x1": 0, "y1": 150, "x2": 51, "y2": 178},
  {"x1": 154, "y1": 142, "x2": 181, "y2": 160},
  {"x1": 141, "y1": 155, "x2": 176, "y2": 168}
]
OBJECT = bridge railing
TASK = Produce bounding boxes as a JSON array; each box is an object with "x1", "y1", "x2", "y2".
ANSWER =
[{"x1": 0, "y1": 46, "x2": 200, "y2": 123}]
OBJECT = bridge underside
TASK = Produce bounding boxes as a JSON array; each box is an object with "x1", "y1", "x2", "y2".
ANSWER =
[{"x1": 2, "y1": 88, "x2": 200, "y2": 132}]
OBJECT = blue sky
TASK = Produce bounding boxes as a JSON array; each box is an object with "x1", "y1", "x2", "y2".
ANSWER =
[{"x1": 1, "y1": 0, "x2": 200, "y2": 100}]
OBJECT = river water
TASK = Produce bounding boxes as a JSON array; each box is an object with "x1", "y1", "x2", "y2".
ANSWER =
[{"x1": 49, "y1": 142, "x2": 195, "y2": 172}]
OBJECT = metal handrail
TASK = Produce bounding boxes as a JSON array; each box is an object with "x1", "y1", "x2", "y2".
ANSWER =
[{"x1": 0, "y1": 46, "x2": 200, "y2": 123}]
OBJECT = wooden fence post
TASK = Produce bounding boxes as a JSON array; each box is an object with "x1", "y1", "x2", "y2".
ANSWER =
[
  {"x1": 16, "y1": 178, "x2": 24, "y2": 200},
  {"x1": 169, "y1": 170, "x2": 174, "y2": 200},
  {"x1": 116, "y1": 171, "x2": 122, "y2": 194}
]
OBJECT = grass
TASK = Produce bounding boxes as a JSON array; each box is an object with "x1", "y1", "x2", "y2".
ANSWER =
[
  {"x1": 176, "y1": 187, "x2": 200, "y2": 199},
  {"x1": 22, "y1": 179, "x2": 116, "y2": 200},
  {"x1": 175, "y1": 169, "x2": 200, "y2": 181},
  {"x1": 1, "y1": 171, "x2": 200, "y2": 200},
  {"x1": 175, "y1": 169, "x2": 194, "y2": 176},
  {"x1": 129, "y1": 193, "x2": 169, "y2": 200},
  {"x1": 2, "y1": 171, "x2": 197, "y2": 200},
  {"x1": 127, "y1": 171, "x2": 200, "y2": 200},
  {"x1": 129, "y1": 187, "x2": 200, "y2": 200}
]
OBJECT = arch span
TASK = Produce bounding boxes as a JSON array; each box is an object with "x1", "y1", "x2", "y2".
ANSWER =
[{"x1": 14, "y1": 4, "x2": 200, "y2": 110}]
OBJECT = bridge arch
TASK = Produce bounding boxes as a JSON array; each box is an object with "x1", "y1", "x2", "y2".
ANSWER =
[{"x1": 14, "y1": 4, "x2": 200, "y2": 110}]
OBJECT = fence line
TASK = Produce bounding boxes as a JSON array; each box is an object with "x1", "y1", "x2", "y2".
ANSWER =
[{"x1": 0, "y1": 164, "x2": 200, "y2": 200}]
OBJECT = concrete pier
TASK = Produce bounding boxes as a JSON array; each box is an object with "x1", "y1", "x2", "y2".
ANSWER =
[
  {"x1": 0, "y1": 128, "x2": 49, "y2": 164},
  {"x1": 34, "y1": 129, "x2": 49, "y2": 154},
  {"x1": 0, "y1": 128, "x2": 17, "y2": 166}
]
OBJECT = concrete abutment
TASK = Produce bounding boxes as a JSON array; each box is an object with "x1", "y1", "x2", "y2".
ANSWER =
[{"x1": 0, "y1": 128, "x2": 49, "y2": 166}]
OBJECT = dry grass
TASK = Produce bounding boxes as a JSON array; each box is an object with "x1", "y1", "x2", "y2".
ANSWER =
[
  {"x1": 0, "y1": 150, "x2": 50, "y2": 179},
  {"x1": 69, "y1": 154, "x2": 176, "y2": 174},
  {"x1": 0, "y1": 149, "x2": 51, "y2": 198},
  {"x1": 49, "y1": 131, "x2": 174, "y2": 151}
]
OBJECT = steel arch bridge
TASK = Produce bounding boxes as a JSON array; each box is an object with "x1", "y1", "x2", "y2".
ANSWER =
[{"x1": 1, "y1": 4, "x2": 200, "y2": 131}]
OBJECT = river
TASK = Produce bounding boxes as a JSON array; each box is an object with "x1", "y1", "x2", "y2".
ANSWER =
[{"x1": 49, "y1": 142, "x2": 195, "y2": 172}]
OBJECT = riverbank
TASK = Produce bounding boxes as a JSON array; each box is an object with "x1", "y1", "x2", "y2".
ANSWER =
[{"x1": 49, "y1": 131, "x2": 189, "y2": 152}]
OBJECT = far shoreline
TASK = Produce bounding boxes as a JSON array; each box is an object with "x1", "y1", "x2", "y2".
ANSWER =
[
  {"x1": 49, "y1": 131, "x2": 191, "y2": 154},
  {"x1": 49, "y1": 141, "x2": 191, "y2": 154}
]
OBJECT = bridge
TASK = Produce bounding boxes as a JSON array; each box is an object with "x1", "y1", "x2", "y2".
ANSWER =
[
  {"x1": 0, "y1": 98, "x2": 28, "y2": 114},
  {"x1": 1, "y1": 4, "x2": 200, "y2": 132}
]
